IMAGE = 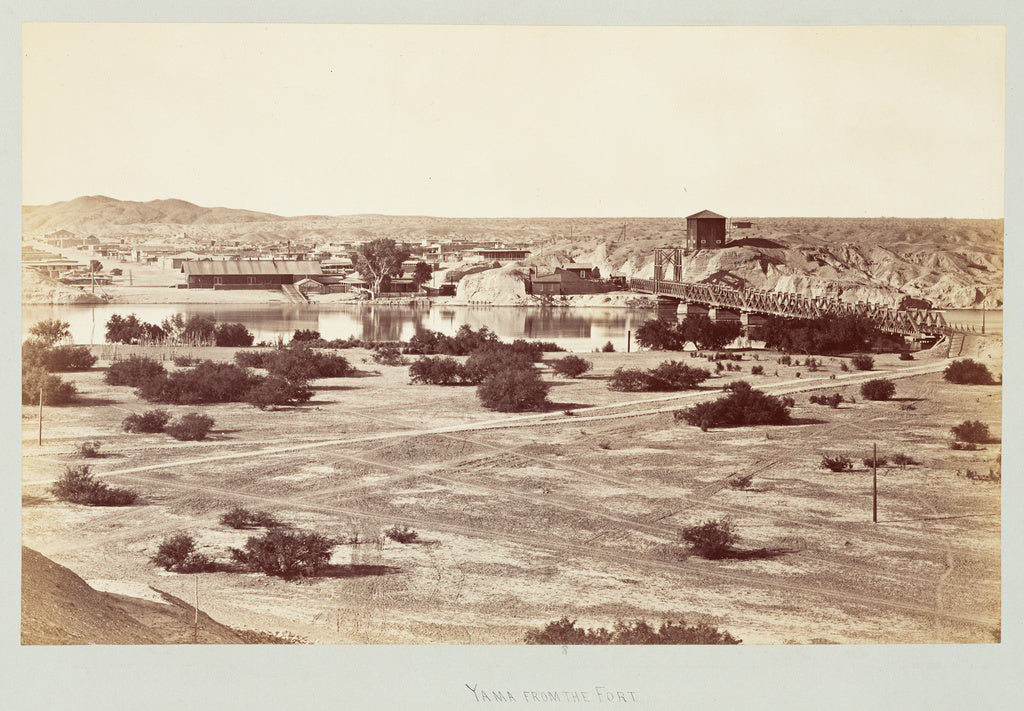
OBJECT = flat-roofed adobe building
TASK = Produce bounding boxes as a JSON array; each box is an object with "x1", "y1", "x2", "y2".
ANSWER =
[
  {"x1": 685, "y1": 210, "x2": 727, "y2": 250},
  {"x1": 180, "y1": 260, "x2": 323, "y2": 289}
]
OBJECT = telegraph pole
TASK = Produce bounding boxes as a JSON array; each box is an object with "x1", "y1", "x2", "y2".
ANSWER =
[
  {"x1": 38, "y1": 386, "x2": 44, "y2": 445},
  {"x1": 193, "y1": 574, "x2": 200, "y2": 643},
  {"x1": 872, "y1": 442, "x2": 878, "y2": 524}
]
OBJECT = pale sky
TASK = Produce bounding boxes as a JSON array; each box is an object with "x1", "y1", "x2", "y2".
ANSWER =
[{"x1": 22, "y1": 24, "x2": 1005, "y2": 218}]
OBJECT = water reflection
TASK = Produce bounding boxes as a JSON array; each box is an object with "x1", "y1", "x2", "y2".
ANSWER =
[
  {"x1": 22, "y1": 302, "x2": 656, "y2": 350},
  {"x1": 25, "y1": 302, "x2": 1000, "y2": 349}
]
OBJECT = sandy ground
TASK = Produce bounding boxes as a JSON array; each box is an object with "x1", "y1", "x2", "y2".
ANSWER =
[{"x1": 22, "y1": 342, "x2": 1001, "y2": 644}]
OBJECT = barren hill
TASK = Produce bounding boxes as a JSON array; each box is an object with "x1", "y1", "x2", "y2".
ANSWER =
[
  {"x1": 21, "y1": 546, "x2": 245, "y2": 645},
  {"x1": 22, "y1": 197, "x2": 1003, "y2": 307}
]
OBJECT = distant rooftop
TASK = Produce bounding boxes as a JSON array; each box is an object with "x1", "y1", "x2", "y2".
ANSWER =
[{"x1": 686, "y1": 210, "x2": 726, "y2": 220}]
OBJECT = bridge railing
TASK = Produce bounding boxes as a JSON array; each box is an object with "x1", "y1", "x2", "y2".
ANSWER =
[{"x1": 629, "y1": 278, "x2": 949, "y2": 336}]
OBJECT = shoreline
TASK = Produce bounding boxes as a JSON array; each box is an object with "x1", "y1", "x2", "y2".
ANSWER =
[{"x1": 23, "y1": 283, "x2": 660, "y2": 309}]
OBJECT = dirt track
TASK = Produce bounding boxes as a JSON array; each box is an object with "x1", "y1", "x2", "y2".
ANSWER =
[{"x1": 22, "y1": 345, "x2": 1001, "y2": 644}]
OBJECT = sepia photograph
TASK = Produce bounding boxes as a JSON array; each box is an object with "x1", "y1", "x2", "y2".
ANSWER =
[{"x1": 9, "y1": 6, "x2": 1019, "y2": 710}]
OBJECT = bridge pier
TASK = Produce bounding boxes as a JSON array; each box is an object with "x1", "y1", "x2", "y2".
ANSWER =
[
  {"x1": 656, "y1": 296, "x2": 682, "y2": 321},
  {"x1": 680, "y1": 303, "x2": 709, "y2": 318},
  {"x1": 708, "y1": 307, "x2": 740, "y2": 323}
]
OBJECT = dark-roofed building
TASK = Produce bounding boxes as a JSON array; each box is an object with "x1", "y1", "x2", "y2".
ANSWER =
[
  {"x1": 180, "y1": 260, "x2": 323, "y2": 289},
  {"x1": 686, "y1": 210, "x2": 727, "y2": 250},
  {"x1": 560, "y1": 263, "x2": 599, "y2": 279},
  {"x1": 530, "y1": 269, "x2": 611, "y2": 296}
]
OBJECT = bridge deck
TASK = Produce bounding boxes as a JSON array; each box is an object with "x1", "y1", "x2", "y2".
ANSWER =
[{"x1": 628, "y1": 277, "x2": 954, "y2": 337}]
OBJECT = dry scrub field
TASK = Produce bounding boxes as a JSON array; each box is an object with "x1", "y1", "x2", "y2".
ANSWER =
[{"x1": 22, "y1": 344, "x2": 1001, "y2": 644}]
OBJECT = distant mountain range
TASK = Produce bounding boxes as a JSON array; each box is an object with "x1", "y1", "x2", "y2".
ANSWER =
[{"x1": 23, "y1": 196, "x2": 1003, "y2": 308}]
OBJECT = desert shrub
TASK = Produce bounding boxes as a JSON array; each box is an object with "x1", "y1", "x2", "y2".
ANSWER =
[
  {"x1": 899, "y1": 352, "x2": 915, "y2": 361},
  {"x1": 105, "y1": 356, "x2": 167, "y2": 387},
  {"x1": 408, "y1": 356, "x2": 469, "y2": 385},
  {"x1": 601, "y1": 341, "x2": 616, "y2": 352},
  {"x1": 777, "y1": 355, "x2": 792, "y2": 365},
  {"x1": 477, "y1": 367, "x2": 550, "y2": 412},
  {"x1": 122, "y1": 409, "x2": 171, "y2": 433},
  {"x1": 525, "y1": 617, "x2": 740, "y2": 645},
  {"x1": 233, "y1": 350, "x2": 270, "y2": 368},
  {"x1": 608, "y1": 367, "x2": 657, "y2": 392},
  {"x1": 647, "y1": 361, "x2": 711, "y2": 390},
  {"x1": 951, "y1": 441, "x2": 979, "y2": 451},
  {"x1": 863, "y1": 456, "x2": 888, "y2": 468},
  {"x1": 213, "y1": 322, "x2": 255, "y2": 347},
  {"x1": 681, "y1": 519, "x2": 737, "y2": 559},
  {"x1": 809, "y1": 393, "x2": 844, "y2": 408},
  {"x1": 166, "y1": 412, "x2": 215, "y2": 441},
  {"x1": 851, "y1": 355, "x2": 874, "y2": 371},
  {"x1": 24, "y1": 343, "x2": 97, "y2": 372},
  {"x1": 172, "y1": 355, "x2": 199, "y2": 367},
  {"x1": 136, "y1": 360, "x2": 261, "y2": 404},
  {"x1": 151, "y1": 533, "x2": 212, "y2": 573},
  {"x1": 821, "y1": 455, "x2": 853, "y2": 472},
  {"x1": 535, "y1": 341, "x2": 566, "y2": 352},
  {"x1": 264, "y1": 348, "x2": 352, "y2": 382},
  {"x1": 550, "y1": 355, "x2": 593, "y2": 378},
  {"x1": 291, "y1": 329, "x2": 322, "y2": 343},
  {"x1": 781, "y1": 396, "x2": 795, "y2": 408},
  {"x1": 891, "y1": 452, "x2": 917, "y2": 468},
  {"x1": 463, "y1": 346, "x2": 534, "y2": 385},
  {"x1": 452, "y1": 325, "x2": 500, "y2": 354},
  {"x1": 763, "y1": 315, "x2": 880, "y2": 354},
  {"x1": 750, "y1": 365, "x2": 764, "y2": 375},
  {"x1": 805, "y1": 357, "x2": 820, "y2": 372},
  {"x1": 383, "y1": 525, "x2": 419, "y2": 543},
  {"x1": 951, "y1": 420, "x2": 991, "y2": 444},
  {"x1": 943, "y1": 359, "x2": 995, "y2": 385},
  {"x1": 505, "y1": 339, "x2": 544, "y2": 363},
  {"x1": 609, "y1": 363, "x2": 709, "y2": 392},
  {"x1": 22, "y1": 368, "x2": 77, "y2": 405},
  {"x1": 860, "y1": 379, "x2": 896, "y2": 401},
  {"x1": 230, "y1": 529, "x2": 336, "y2": 579},
  {"x1": 675, "y1": 381, "x2": 791, "y2": 430},
  {"x1": 729, "y1": 473, "x2": 754, "y2": 489},
  {"x1": 372, "y1": 344, "x2": 408, "y2": 366},
  {"x1": 50, "y1": 464, "x2": 137, "y2": 506},
  {"x1": 840, "y1": 361, "x2": 850, "y2": 372},
  {"x1": 405, "y1": 325, "x2": 499, "y2": 356},
  {"x1": 245, "y1": 376, "x2": 313, "y2": 409},
  {"x1": 220, "y1": 506, "x2": 281, "y2": 529},
  {"x1": 76, "y1": 441, "x2": 103, "y2": 458}
]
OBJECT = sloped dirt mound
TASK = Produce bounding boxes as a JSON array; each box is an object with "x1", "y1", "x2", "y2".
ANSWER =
[{"x1": 21, "y1": 546, "x2": 245, "y2": 645}]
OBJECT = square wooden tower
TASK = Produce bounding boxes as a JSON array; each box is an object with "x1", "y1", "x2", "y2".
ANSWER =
[{"x1": 685, "y1": 210, "x2": 727, "y2": 250}]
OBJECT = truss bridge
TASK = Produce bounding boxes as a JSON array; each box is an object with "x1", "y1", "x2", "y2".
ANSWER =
[{"x1": 628, "y1": 276, "x2": 953, "y2": 337}]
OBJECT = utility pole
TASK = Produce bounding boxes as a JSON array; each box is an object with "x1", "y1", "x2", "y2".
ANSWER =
[
  {"x1": 38, "y1": 386, "x2": 44, "y2": 446},
  {"x1": 872, "y1": 442, "x2": 878, "y2": 524},
  {"x1": 193, "y1": 574, "x2": 199, "y2": 643},
  {"x1": 627, "y1": 330, "x2": 631, "y2": 353}
]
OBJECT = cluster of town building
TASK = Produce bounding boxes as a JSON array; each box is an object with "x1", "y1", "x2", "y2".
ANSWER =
[{"x1": 24, "y1": 211, "x2": 736, "y2": 299}]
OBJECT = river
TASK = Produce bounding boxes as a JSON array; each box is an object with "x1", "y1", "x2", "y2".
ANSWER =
[
  {"x1": 21, "y1": 303, "x2": 659, "y2": 352},
  {"x1": 21, "y1": 303, "x2": 1003, "y2": 351}
]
